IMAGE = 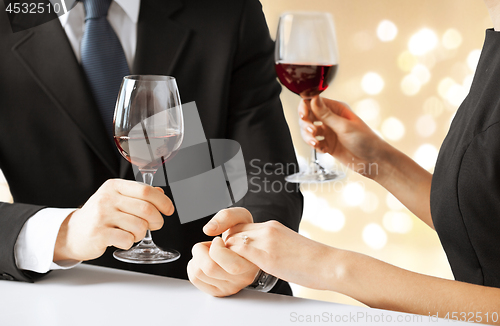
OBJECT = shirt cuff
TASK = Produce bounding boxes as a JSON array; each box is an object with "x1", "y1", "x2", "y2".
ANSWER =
[
  {"x1": 14, "y1": 207, "x2": 81, "y2": 273},
  {"x1": 50, "y1": 260, "x2": 82, "y2": 270}
]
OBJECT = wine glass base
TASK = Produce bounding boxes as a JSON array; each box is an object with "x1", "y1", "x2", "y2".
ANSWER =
[
  {"x1": 113, "y1": 246, "x2": 181, "y2": 264},
  {"x1": 285, "y1": 170, "x2": 346, "y2": 183}
]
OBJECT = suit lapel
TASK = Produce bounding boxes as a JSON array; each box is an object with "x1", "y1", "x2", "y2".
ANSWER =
[
  {"x1": 133, "y1": 0, "x2": 191, "y2": 76},
  {"x1": 11, "y1": 18, "x2": 120, "y2": 177},
  {"x1": 10, "y1": 1, "x2": 191, "y2": 181}
]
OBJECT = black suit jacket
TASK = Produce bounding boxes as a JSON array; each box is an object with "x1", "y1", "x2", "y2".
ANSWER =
[{"x1": 0, "y1": 0, "x2": 303, "y2": 294}]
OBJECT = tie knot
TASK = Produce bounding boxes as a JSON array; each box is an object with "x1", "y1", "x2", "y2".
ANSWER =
[{"x1": 81, "y1": 0, "x2": 112, "y2": 20}]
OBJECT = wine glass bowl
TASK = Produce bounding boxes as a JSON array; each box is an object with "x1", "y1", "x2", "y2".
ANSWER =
[
  {"x1": 113, "y1": 75, "x2": 183, "y2": 264},
  {"x1": 274, "y1": 63, "x2": 338, "y2": 99},
  {"x1": 275, "y1": 12, "x2": 345, "y2": 183}
]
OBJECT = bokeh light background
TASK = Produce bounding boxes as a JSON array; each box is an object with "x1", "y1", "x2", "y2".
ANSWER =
[
  {"x1": 0, "y1": 0, "x2": 491, "y2": 307},
  {"x1": 260, "y1": 0, "x2": 491, "y2": 306}
]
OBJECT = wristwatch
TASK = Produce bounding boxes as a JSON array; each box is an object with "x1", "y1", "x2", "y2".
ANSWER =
[{"x1": 246, "y1": 270, "x2": 278, "y2": 292}]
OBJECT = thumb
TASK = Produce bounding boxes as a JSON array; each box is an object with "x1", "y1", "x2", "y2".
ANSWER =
[
  {"x1": 154, "y1": 187, "x2": 165, "y2": 194},
  {"x1": 203, "y1": 207, "x2": 253, "y2": 236},
  {"x1": 310, "y1": 96, "x2": 350, "y2": 132}
]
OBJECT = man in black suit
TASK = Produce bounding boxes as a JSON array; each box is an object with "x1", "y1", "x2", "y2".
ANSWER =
[{"x1": 0, "y1": 0, "x2": 302, "y2": 296}]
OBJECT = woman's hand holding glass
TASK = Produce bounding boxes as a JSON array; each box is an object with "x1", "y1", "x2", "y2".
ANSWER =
[
  {"x1": 300, "y1": 96, "x2": 393, "y2": 181},
  {"x1": 301, "y1": 96, "x2": 434, "y2": 225}
]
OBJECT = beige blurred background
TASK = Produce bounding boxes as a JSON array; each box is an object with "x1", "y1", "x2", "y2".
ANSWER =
[
  {"x1": 0, "y1": 0, "x2": 492, "y2": 307},
  {"x1": 259, "y1": 0, "x2": 491, "y2": 306}
]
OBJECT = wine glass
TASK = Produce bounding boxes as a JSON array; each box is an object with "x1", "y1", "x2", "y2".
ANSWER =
[
  {"x1": 275, "y1": 12, "x2": 345, "y2": 183},
  {"x1": 112, "y1": 75, "x2": 183, "y2": 264}
]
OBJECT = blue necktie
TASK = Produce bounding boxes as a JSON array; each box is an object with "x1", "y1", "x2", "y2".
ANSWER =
[{"x1": 80, "y1": 0, "x2": 130, "y2": 137}]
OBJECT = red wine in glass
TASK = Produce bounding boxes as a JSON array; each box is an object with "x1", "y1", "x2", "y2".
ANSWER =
[{"x1": 275, "y1": 63, "x2": 338, "y2": 98}]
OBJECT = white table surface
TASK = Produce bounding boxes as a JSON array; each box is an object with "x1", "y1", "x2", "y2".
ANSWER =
[{"x1": 0, "y1": 264, "x2": 467, "y2": 326}]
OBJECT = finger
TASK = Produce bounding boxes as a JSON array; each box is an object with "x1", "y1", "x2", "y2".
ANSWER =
[
  {"x1": 189, "y1": 268, "x2": 233, "y2": 297},
  {"x1": 225, "y1": 229, "x2": 256, "y2": 245},
  {"x1": 310, "y1": 97, "x2": 350, "y2": 133},
  {"x1": 110, "y1": 179, "x2": 175, "y2": 216},
  {"x1": 300, "y1": 121, "x2": 319, "y2": 137},
  {"x1": 314, "y1": 144, "x2": 328, "y2": 154},
  {"x1": 154, "y1": 187, "x2": 165, "y2": 194},
  {"x1": 106, "y1": 227, "x2": 135, "y2": 250},
  {"x1": 108, "y1": 212, "x2": 149, "y2": 242},
  {"x1": 209, "y1": 237, "x2": 256, "y2": 276},
  {"x1": 301, "y1": 122, "x2": 327, "y2": 146},
  {"x1": 224, "y1": 223, "x2": 260, "y2": 240},
  {"x1": 115, "y1": 196, "x2": 164, "y2": 231},
  {"x1": 316, "y1": 97, "x2": 355, "y2": 118},
  {"x1": 191, "y1": 242, "x2": 232, "y2": 281},
  {"x1": 224, "y1": 233, "x2": 267, "y2": 270},
  {"x1": 203, "y1": 207, "x2": 253, "y2": 236},
  {"x1": 187, "y1": 260, "x2": 225, "y2": 297},
  {"x1": 300, "y1": 136, "x2": 327, "y2": 153},
  {"x1": 298, "y1": 99, "x2": 309, "y2": 121},
  {"x1": 300, "y1": 130, "x2": 321, "y2": 148},
  {"x1": 298, "y1": 98, "x2": 317, "y2": 122}
]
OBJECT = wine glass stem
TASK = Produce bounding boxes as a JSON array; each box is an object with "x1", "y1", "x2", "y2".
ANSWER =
[
  {"x1": 309, "y1": 148, "x2": 324, "y2": 174},
  {"x1": 140, "y1": 171, "x2": 155, "y2": 247},
  {"x1": 302, "y1": 97, "x2": 324, "y2": 175},
  {"x1": 313, "y1": 148, "x2": 318, "y2": 163}
]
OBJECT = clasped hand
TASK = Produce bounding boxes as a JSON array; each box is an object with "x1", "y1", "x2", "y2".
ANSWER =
[{"x1": 187, "y1": 207, "x2": 260, "y2": 297}]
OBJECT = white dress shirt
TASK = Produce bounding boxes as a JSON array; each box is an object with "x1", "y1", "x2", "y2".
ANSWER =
[{"x1": 14, "y1": 0, "x2": 140, "y2": 274}]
